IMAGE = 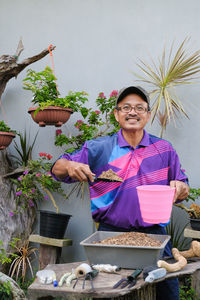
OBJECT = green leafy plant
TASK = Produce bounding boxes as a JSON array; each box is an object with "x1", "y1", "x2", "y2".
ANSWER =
[
  {"x1": 0, "y1": 281, "x2": 12, "y2": 300},
  {"x1": 134, "y1": 38, "x2": 200, "y2": 137},
  {"x1": 11, "y1": 130, "x2": 38, "y2": 167},
  {"x1": 0, "y1": 120, "x2": 15, "y2": 133},
  {"x1": 23, "y1": 66, "x2": 88, "y2": 112},
  {"x1": 0, "y1": 238, "x2": 18, "y2": 265},
  {"x1": 179, "y1": 276, "x2": 200, "y2": 300},
  {"x1": 55, "y1": 90, "x2": 120, "y2": 152},
  {"x1": 175, "y1": 188, "x2": 200, "y2": 219},
  {"x1": 10, "y1": 153, "x2": 65, "y2": 215}
]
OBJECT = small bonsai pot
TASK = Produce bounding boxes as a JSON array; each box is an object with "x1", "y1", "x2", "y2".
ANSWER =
[
  {"x1": 40, "y1": 210, "x2": 72, "y2": 239},
  {"x1": 190, "y1": 218, "x2": 200, "y2": 231},
  {"x1": 28, "y1": 106, "x2": 73, "y2": 127},
  {"x1": 0, "y1": 132, "x2": 16, "y2": 150}
]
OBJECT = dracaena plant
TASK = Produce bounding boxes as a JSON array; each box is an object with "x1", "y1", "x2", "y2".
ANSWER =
[
  {"x1": 10, "y1": 153, "x2": 65, "y2": 215},
  {"x1": 134, "y1": 38, "x2": 200, "y2": 137},
  {"x1": 23, "y1": 66, "x2": 88, "y2": 114}
]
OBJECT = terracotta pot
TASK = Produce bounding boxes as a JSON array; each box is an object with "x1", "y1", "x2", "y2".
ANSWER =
[
  {"x1": 0, "y1": 131, "x2": 16, "y2": 150},
  {"x1": 28, "y1": 106, "x2": 73, "y2": 127}
]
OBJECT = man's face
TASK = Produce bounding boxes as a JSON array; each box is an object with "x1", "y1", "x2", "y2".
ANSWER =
[{"x1": 114, "y1": 94, "x2": 151, "y2": 132}]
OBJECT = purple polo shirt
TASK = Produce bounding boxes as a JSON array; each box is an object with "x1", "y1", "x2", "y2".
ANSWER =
[{"x1": 52, "y1": 130, "x2": 188, "y2": 229}]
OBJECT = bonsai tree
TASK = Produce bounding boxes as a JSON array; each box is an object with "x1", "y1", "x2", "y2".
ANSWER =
[
  {"x1": 176, "y1": 188, "x2": 200, "y2": 219},
  {"x1": 23, "y1": 66, "x2": 89, "y2": 113}
]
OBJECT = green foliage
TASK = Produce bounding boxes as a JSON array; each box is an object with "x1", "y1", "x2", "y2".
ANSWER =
[
  {"x1": 11, "y1": 130, "x2": 38, "y2": 167},
  {"x1": 17, "y1": 277, "x2": 35, "y2": 296},
  {"x1": 23, "y1": 66, "x2": 88, "y2": 110},
  {"x1": 0, "y1": 238, "x2": 19, "y2": 265},
  {"x1": 0, "y1": 281, "x2": 12, "y2": 300},
  {"x1": 185, "y1": 188, "x2": 200, "y2": 202},
  {"x1": 55, "y1": 90, "x2": 120, "y2": 152},
  {"x1": 10, "y1": 153, "x2": 65, "y2": 215},
  {"x1": 179, "y1": 276, "x2": 200, "y2": 300},
  {"x1": 0, "y1": 120, "x2": 15, "y2": 133}
]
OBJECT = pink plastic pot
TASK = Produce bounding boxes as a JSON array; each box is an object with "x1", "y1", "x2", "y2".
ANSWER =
[{"x1": 136, "y1": 185, "x2": 175, "y2": 224}]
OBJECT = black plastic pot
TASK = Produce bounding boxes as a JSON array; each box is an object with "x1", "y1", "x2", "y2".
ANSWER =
[
  {"x1": 40, "y1": 210, "x2": 72, "y2": 239},
  {"x1": 190, "y1": 218, "x2": 200, "y2": 231}
]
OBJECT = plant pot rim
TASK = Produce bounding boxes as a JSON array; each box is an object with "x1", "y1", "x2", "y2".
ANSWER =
[
  {"x1": 39, "y1": 210, "x2": 72, "y2": 217},
  {"x1": 0, "y1": 131, "x2": 16, "y2": 137},
  {"x1": 28, "y1": 106, "x2": 73, "y2": 114}
]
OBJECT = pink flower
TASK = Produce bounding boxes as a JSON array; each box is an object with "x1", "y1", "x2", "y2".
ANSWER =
[
  {"x1": 110, "y1": 90, "x2": 118, "y2": 98},
  {"x1": 36, "y1": 173, "x2": 41, "y2": 177},
  {"x1": 23, "y1": 170, "x2": 28, "y2": 175},
  {"x1": 98, "y1": 92, "x2": 106, "y2": 99},
  {"x1": 17, "y1": 177, "x2": 22, "y2": 181},
  {"x1": 94, "y1": 110, "x2": 100, "y2": 115},
  {"x1": 56, "y1": 129, "x2": 62, "y2": 136},
  {"x1": 9, "y1": 212, "x2": 14, "y2": 217},
  {"x1": 16, "y1": 190, "x2": 22, "y2": 196},
  {"x1": 29, "y1": 200, "x2": 34, "y2": 207}
]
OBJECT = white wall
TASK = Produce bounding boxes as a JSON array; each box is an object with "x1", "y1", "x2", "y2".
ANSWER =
[{"x1": 0, "y1": 0, "x2": 199, "y2": 262}]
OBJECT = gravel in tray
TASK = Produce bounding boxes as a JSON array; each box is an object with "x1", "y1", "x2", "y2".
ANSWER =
[{"x1": 93, "y1": 232, "x2": 162, "y2": 247}]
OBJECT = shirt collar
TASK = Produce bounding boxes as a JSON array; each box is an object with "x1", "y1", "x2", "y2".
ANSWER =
[{"x1": 117, "y1": 129, "x2": 150, "y2": 148}]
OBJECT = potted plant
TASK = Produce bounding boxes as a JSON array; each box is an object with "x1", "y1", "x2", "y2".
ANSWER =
[
  {"x1": 10, "y1": 152, "x2": 71, "y2": 239},
  {"x1": 23, "y1": 66, "x2": 88, "y2": 127},
  {"x1": 134, "y1": 38, "x2": 200, "y2": 137},
  {"x1": 175, "y1": 188, "x2": 200, "y2": 230},
  {"x1": 0, "y1": 121, "x2": 16, "y2": 150}
]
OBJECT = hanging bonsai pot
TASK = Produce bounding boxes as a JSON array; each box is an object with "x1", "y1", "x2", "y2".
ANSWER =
[
  {"x1": 28, "y1": 106, "x2": 73, "y2": 127},
  {"x1": 24, "y1": 66, "x2": 88, "y2": 128},
  {"x1": 0, "y1": 131, "x2": 16, "y2": 150},
  {"x1": 39, "y1": 210, "x2": 72, "y2": 239}
]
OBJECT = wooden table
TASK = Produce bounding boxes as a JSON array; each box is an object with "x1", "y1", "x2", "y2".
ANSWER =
[
  {"x1": 29, "y1": 234, "x2": 72, "y2": 270},
  {"x1": 28, "y1": 259, "x2": 200, "y2": 300}
]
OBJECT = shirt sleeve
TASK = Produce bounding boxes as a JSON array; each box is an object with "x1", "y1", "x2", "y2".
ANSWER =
[
  {"x1": 168, "y1": 146, "x2": 188, "y2": 184},
  {"x1": 51, "y1": 142, "x2": 89, "y2": 183}
]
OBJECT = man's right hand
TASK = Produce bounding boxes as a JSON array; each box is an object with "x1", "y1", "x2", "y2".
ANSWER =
[
  {"x1": 52, "y1": 158, "x2": 95, "y2": 182},
  {"x1": 67, "y1": 161, "x2": 95, "y2": 182}
]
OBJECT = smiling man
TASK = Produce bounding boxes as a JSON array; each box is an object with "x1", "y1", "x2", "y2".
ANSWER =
[{"x1": 52, "y1": 86, "x2": 189, "y2": 300}]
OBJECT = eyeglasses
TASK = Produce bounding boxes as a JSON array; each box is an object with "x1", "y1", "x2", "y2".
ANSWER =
[{"x1": 116, "y1": 103, "x2": 148, "y2": 114}]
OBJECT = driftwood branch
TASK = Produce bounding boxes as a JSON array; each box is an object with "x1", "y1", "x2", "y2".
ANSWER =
[
  {"x1": 0, "y1": 39, "x2": 56, "y2": 100},
  {"x1": 0, "y1": 272, "x2": 27, "y2": 299}
]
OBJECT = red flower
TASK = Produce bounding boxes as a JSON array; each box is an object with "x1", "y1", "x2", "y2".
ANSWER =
[{"x1": 39, "y1": 153, "x2": 52, "y2": 160}]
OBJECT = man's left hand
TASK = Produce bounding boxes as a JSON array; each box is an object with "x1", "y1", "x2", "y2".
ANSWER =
[{"x1": 170, "y1": 180, "x2": 190, "y2": 203}]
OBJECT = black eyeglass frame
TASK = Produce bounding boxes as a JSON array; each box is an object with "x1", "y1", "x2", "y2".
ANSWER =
[{"x1": 115, "y1": 103, "x2": 150, "y2": 114}]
